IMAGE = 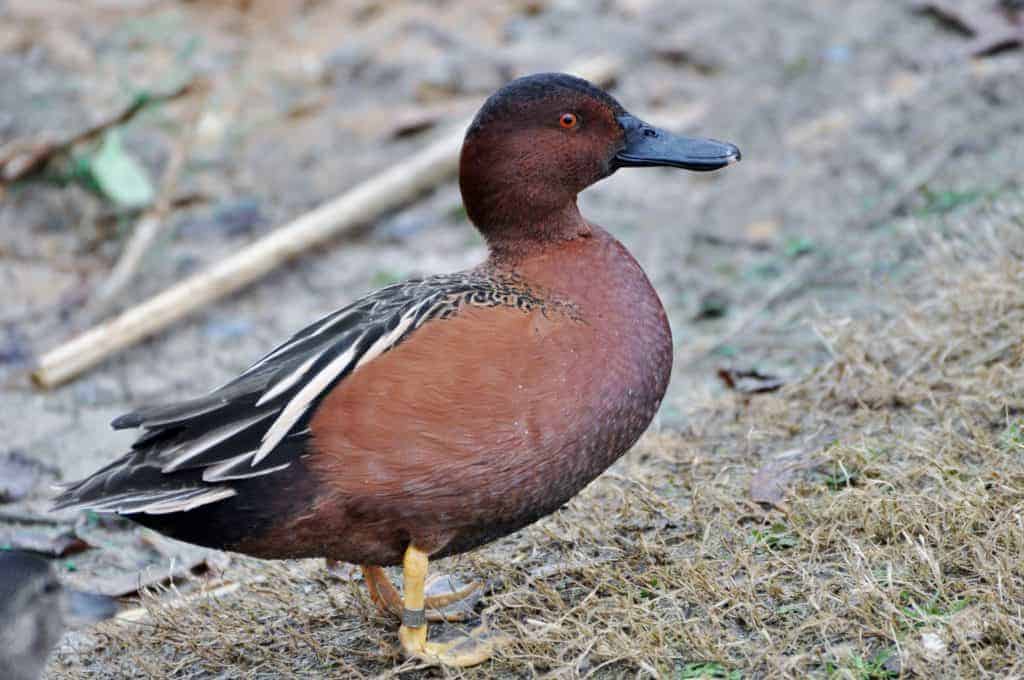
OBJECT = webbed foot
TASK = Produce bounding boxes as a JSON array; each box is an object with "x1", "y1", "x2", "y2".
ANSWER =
[{"x1": 359, "y1": 564, "x2": 482, "y2": 622}]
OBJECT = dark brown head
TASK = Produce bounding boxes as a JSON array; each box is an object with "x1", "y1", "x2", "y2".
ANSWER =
[{"x1": 459, "y1": 73, "x2": 740, "y2": 253}]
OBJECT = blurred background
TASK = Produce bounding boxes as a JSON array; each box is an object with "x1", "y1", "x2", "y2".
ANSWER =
[{"x1": 1, "y1": 0, "x2": 1022, "y2": 677}]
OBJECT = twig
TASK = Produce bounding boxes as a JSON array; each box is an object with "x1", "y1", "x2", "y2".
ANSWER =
[
  {"x1": 912, "y1": 1, "x2": 978, "y2": 35},
  {"x1": 0, "y1": 78, "x2": 198, "y2": 183},
  {"x1": 29, "y1": 56, "x2": 621, "y2": 389},
  {"x1": 911, "y1": 1, "x2": 1023, "y2": 59},
  {"x1": 86, "y1": 85, "x2": 209, "y2": 320},
  {"x1": 860, "y1": 142, "x2": 959, "y2": 228},
  {"x1": 681, "y1": 258, "x2": 818, "y2": 367},
  {"x1": 861, "y1": 106, "x2": 1024, "y2": 228},
  {"x1": 116, "y1": 577, "x2": 264, "y2": 623},
  {"x1": 810, "y1": 322, "x2": 840, "y2": 361}
]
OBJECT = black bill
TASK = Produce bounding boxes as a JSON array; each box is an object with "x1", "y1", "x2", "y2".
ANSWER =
[{"x1": 613, "y1": 114, "x2": 740, "y2": 172}]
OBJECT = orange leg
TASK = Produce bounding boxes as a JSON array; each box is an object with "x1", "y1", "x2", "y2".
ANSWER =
[
  {"x1": 396, "y1": 545, "x2": 503, "y2": 667},
  {"x1": 360, "y1": 565, "x2": 404, "y2": 616}
]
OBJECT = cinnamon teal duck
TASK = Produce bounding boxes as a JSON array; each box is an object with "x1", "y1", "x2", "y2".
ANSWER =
[{"x1": 53, "y1": 73, "x2": 739, "y2": 667}]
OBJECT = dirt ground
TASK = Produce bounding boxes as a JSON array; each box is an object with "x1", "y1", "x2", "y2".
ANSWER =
[{"x1": 1, "y1": 0, "x2": 1022, "y2": 678}]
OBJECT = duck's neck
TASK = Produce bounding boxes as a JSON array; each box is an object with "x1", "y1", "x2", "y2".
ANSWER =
[
  {"x1": 459, "y1": 136, "x2": 595, "y2": 261},
  {"x1": 473, "y1": 201, "x2": 593, "y2": 263}
]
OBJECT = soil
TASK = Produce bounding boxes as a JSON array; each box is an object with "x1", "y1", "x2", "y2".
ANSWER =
[{"x1": 0, "y1": 0, "x2": 1021, "y2": 677}]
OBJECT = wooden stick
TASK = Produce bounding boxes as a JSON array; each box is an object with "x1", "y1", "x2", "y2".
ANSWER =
[{"x1": 30, "y1": 57, "x2": 620, "y2": 389}]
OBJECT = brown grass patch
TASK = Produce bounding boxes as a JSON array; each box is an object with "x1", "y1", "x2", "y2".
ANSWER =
[{"x1": 51, "y1": 212, "x2": 1023, "y2": 678}]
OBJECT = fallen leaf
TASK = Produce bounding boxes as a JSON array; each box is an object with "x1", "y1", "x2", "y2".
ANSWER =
[
  {"x1": 88, "y1": 130, "x2": 154, "y2": 209},
  {"x1": 0, "y1": 526, "x2": 90, "y2": 556},
  {"x1": 749, "y1": 449, "x2": 821, "y2": 507},
  {"x1": 64, "y1": 523, "x2": 226, "y2": 596}
]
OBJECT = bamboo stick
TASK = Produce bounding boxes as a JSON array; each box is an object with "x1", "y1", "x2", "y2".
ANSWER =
[{"x1": 31, "y1": 56, "x2": 621, "y2": 389}]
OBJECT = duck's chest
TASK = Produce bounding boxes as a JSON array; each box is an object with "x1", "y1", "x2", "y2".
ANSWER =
[{"x1": 508, "y1": 230, "x2": 673, "y2": 465}]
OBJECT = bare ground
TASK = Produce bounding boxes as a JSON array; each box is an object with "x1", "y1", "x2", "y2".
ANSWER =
[
  {"x1": 51, "y1": 213, "x2": 1024, "y2": 678},
  {"x1": 0, "y1": 0, "x2": 1022, "y2": 677}
]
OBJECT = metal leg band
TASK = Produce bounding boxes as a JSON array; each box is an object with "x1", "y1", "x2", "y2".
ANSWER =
[{"x1": 402, "y1": 607, "x2": 426, "y2": 628}]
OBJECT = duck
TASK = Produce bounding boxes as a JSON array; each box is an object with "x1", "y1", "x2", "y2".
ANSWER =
[
  {"x1": 53, "y1": 72, "x2": 739, "y2": 667},
  {"x1": 0, "y1": 551, "x2": 116, "y2": 680}
]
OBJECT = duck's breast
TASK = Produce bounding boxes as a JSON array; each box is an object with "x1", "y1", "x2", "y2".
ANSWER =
[{"x1": 508, "y1": 225, "x2": 674, "y2": 479}]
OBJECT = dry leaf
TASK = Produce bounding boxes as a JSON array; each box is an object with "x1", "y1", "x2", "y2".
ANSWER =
[{"x1": 749, "y1": 449, "x2": 820, "y2": 507}]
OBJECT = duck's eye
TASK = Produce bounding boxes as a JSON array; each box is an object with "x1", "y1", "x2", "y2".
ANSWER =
[{"x1": 559, "y1": 112, "x2": 578, "y2": 129}]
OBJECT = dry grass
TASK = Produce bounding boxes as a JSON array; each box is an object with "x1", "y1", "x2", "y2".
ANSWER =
[{"x1": 52, "y1": 207, "x2": 1023, "y2": 679}]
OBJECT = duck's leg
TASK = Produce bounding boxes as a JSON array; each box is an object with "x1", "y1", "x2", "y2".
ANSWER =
[
  {"x1": 360, "y1": 564, "x2": 482, "y2": 622},
  {"x1": 361, "y1": 565, "x2": 401, "y2": 615},
  {"x1": 397, "y1": 545, "x2": 503, "y2": 667}
]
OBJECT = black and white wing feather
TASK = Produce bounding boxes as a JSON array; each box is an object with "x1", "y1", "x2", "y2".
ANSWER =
[{"x1": 52, "y1": 273, "x2": 533, "y2": 516}]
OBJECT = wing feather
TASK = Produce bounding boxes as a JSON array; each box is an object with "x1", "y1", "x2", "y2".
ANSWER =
[
  {"x1": 159, "y1": 410, "x2": 275, "y2": 473},
  {"x1": 254, "y1": 351, "x2": 324, "y2": 407},
  {"x1": 254, "y1": 339, "x2": 364, "y2": 464}
]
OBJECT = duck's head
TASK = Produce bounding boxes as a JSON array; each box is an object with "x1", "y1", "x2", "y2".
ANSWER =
[
  {"x1": 459, "y1": 72, "x2": 740, "y2": 253},
  {"x1": 0, "y1": 551, "x2": 116, "y2": 680}
]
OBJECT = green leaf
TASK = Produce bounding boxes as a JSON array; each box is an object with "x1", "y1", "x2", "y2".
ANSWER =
[
  {"x1": 783, "y1": 235, "x2": 815, "y2": 258},
  {"x1": 89, "y1": 129, "x2": 154, "y2": 208}
]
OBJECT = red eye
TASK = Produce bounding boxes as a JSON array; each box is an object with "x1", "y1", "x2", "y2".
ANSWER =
[{"x1": 559, "y1": 112, "x2": 578, "y2": 129}]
